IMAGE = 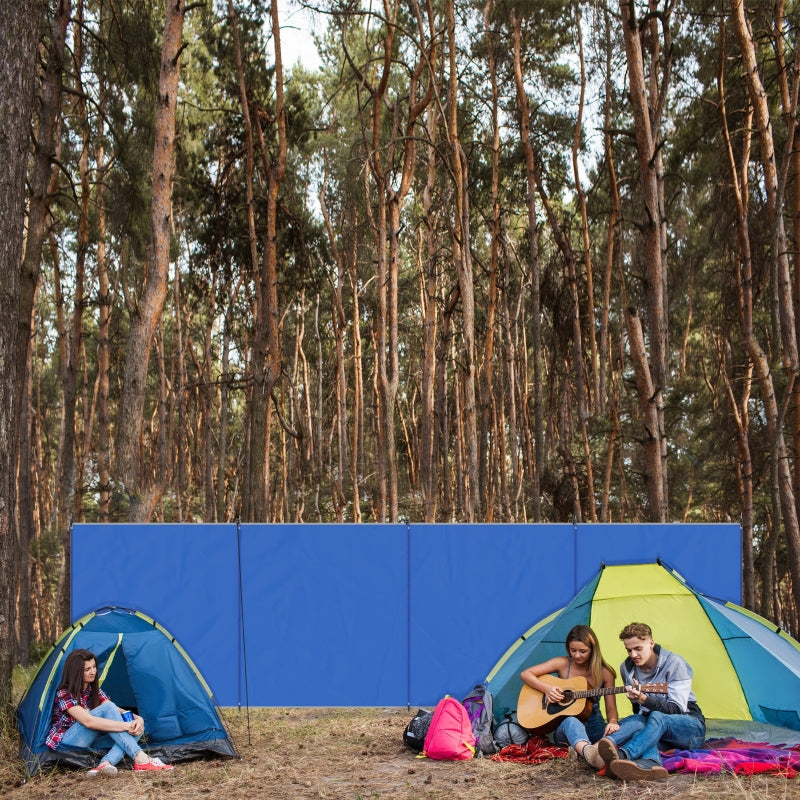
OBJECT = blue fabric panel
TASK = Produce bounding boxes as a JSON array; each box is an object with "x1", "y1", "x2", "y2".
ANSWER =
[
  {"x1": 575, "y1": 523, "x2": 741, "y2": 601},
  {"x1": 71, "y1": 523, "x2": 240, "y2": 704},
  {"x1": 486, "y1": 569, "x2": 601, "y2": 718},
  {"x1": 238, "y1": 523, "x2": 407, "y2": 705},
  {"x1": 69, "y1": 522, "x2": 743, "y2": 707},
  {"x1": 409, "y1": 523, "x2": 574, "y2": 706}
]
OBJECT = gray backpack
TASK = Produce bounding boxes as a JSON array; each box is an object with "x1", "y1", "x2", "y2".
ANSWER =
[{"x1": 461, "y1": 684, "x2": 498, "y2": 755}]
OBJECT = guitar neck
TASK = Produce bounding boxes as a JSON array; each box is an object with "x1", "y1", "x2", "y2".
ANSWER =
[
  {"x1": 570, "y1": 684, "x2": 664, "y2": 700},
  {"x1": 571, "y1": 685, "x2": 628, "y2": 700}
]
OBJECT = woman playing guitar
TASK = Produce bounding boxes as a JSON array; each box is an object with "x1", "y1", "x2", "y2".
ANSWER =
[{"x1": 519, "y1": 625, "x2": 619, "y2": 769}]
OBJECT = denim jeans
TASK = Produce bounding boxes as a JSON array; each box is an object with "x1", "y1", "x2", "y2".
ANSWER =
[
  {"x1": 554, "y1": 704, "x2": 607, "y2": 747},
  {"x1": 58, "y1": 701, "x2": 143, "y2": 766},
  {"x1": 608, "y1": 711, "x2": 705, "y2": 764}
]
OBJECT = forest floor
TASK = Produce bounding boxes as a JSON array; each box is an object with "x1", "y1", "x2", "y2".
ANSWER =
[{"x1": 4, "y1": 707, "x2": 800, "y2": 800}]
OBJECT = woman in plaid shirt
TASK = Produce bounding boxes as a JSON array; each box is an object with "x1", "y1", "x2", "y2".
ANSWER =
[{"x1": 46, "y1": 648, "x2": 174, "y2": 775}]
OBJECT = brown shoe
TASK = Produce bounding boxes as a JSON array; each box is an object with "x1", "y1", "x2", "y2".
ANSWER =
[
  {"x1": 597, "y1": 737, "x2": 620, "y2": 770},
  {"x1": 609, "y1": 758, "x2": 668, "y2": 781}
]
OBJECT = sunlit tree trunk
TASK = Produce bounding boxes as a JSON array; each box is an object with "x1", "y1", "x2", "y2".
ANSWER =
[
  {"x1": 599, "y1": 0, "x2": 621, "y2": 521},
  {"x1": 730, "y1": 0, "x2": 800, "y2": 614},
  {"x1": 419, "y1": 100, "x2": 440, "y2": 522},
  {"x1": 445, "y1": 0, "x2": 480, "y2": 521},
  {"x1": 618, "y1": 0, "x2": 670, "y2": 520},
  {"x1": 115, "y1": 0, "x2": 184, "y2": 522}
]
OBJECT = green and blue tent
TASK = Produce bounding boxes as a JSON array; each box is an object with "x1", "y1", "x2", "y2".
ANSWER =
[
  {"x1": 485, "y1": 562, "x2": 800, "y2": 740},
  {"x1": 17, "y1": 606, "x2": 238, "y2": 776}
]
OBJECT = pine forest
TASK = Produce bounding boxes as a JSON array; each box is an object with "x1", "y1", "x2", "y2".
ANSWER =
[{"x1": 1, "y1": 0, "x2": 799, "y2": 703}]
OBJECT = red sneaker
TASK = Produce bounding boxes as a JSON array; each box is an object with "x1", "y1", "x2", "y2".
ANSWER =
[{"x1": 134, "y1": 757, "x2": 174, "y2": 771}]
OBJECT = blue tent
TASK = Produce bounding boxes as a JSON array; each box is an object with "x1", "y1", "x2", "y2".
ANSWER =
[
  {"x1": 485, "y1": 562, "x2": 800, "y2": 742},
  {"x1": 17, "y1": 607, "x2": 238, "y2": 776}
]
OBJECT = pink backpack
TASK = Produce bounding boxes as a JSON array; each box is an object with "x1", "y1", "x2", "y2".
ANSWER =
[{"x1": 421, "y1": 696, "x2": 476, "y2": 760}]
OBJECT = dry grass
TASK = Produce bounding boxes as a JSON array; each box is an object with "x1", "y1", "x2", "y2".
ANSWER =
[{"x1": 2, "y1": 707, "x2": 800, "y2": 799}]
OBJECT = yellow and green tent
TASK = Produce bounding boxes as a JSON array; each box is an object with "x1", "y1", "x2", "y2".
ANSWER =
[{"x1": 485, "y1": 562, "x2": 800, "y2": 738}]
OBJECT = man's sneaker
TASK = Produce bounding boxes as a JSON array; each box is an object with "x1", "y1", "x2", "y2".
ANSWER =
[
  {"x1": 134, "y1": 757, "x2": 174, "y2": 772},
  {"x1": 597, "y1": 737, "x2": 621, "y2": 770},
  {"x1": 87, "y1": 762, "x2": 118, "y2": 776},
  {"x1": 609, "y1": 758, "x2": 668, "y2": 781},
  {"x1": 581, "y1": 744, "x2": 604, "y2": 770}
]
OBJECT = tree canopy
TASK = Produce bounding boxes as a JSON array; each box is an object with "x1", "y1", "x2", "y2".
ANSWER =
[{"x1": 3, "y1": 0, "x2": 800, "y2": 700}]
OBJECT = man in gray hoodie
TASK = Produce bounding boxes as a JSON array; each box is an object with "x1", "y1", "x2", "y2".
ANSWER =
[{"x1": 583, "y1": 622, "x2": 705, "y2": 781}]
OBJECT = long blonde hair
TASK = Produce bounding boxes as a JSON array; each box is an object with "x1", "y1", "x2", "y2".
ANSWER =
[{"x1": 565, "y1": 625, "x2": 617, "y2": 689}]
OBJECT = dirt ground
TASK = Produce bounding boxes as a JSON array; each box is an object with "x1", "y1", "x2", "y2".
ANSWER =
[{"x1": 5, "y1": 707, "x2": 800, "y2": 799}]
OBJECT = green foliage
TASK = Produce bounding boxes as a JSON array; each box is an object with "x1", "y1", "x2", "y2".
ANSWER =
[{"x1": 16, "y1": 0, "x2": 800, "y2": 631}]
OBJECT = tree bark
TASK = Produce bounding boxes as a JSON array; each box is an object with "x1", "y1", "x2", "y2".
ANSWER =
[
  {"x1": 240, "y1": 0, "x2": 286, "y2": 521},
  {"x1": 618, "y1": 0, "x2": 670, "y2": 520},
  {"x1": 445, "y1": 0, "x2": 480, "y2": 521},
  {"x1": 510, "y1": 12, "x2": 543, "y2": 520},
  {"x1": 730, "y1": 0, "x2": 800, "y2": 614},
  {"x1": 115, "y1": 0, "x2": 184, "y2": 522},
  {"x1": 0, "y1": 0, "x2": 42, "y2": 712}
]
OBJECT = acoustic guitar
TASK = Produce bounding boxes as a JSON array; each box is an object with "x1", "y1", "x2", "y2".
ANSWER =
[{"x1": 516, "y1": 674, "x2": 668, "y2": 734}]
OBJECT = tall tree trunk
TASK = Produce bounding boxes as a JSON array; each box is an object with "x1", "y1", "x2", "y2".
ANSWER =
[
  {"x1": 599, "y1": 0, "x2": 621, "y2": 520},
  {"x1": 0, "y1": 0, "x2": 42, "y2": 712},
  {"x1": 319, "y1": 163, "x2": 349, "y2": 522},
  {"x1": 17, "y1": 316, "x2": 35, "y2": 665},
  {"x1": 349, "y1": 237, "x2": 364, "y2": 523},
  {"x1": 511, "y1": 12, "x2": 544, "y2": 520},
  {"x1": 52, "y1": 83, "x2": 89, "y2": 629},
  {"x1": 16, "y1": 0, "x2": 71, "y2": 655},
  {"x1": 228, "y1": 0, "x2": 261, "y2": 519},
  {"x1": 730, "y1": 0, "x2": 800, "y2": 613},
  {"x1": 96, "y1": 81, "x2": 111, "y2": 522},
  {"x1": 242, "y1": 0, "x2": 286, "y2": 520},
  {"x1": 419, "y1": 97, "x2": 440, "y2": 523},
  {"x1": 115, "y1": 0, "x2": 184, "y2": 522},
  {"x1": 174, "y1": 268, "x2": 187, "y2": 520},
  {"x1": 619, "y1": 0, "x2": 670, "y2": 520},
  {"x1": 445, "y1": 0, "x2": 480, "y2": 521},
  {"x1": 717, "y1": 28, "x2": 756, "y2": 609},
  {"x1": 481, "y1": 0, "x2": 500, "y2": 521},
  {"x1": 17, "y1": 0, "x2": 70, "y2": 420},
  {"x1": 572, "y1": 5, "x2": 600, "y2": 418}
]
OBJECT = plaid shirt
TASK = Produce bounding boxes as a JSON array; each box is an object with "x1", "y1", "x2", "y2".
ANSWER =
[{"x1": 46, "y1": 686, "x2": 110, "y2": 749}]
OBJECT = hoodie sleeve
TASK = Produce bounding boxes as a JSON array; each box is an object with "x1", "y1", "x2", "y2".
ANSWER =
[{"x1": 641, "y1": 650, "x2": 693, "y2": 714}]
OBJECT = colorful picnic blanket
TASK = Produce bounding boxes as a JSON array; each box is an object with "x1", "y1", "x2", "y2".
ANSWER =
[
  {"x1": 662, "y1": 737, "x2": 800, "y2": 776},
  {"x1": 492, "y1": 736, "x2": 800, "y2": 777}
]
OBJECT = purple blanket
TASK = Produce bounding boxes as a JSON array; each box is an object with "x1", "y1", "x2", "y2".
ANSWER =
[{"x1": 662, "y1": 737, "x2": 800, "y2": 776}]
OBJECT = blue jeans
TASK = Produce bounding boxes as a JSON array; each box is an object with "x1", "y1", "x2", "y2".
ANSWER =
[
  {"x1": 58, "y1": 701, "x2": 143, "y2": 766},
  {"x1": 554, "y1": 703, "x2": 607, "y2": 747},
  {"x1": 607, "y1": 711, "x2": 705, "y2": 764}
]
